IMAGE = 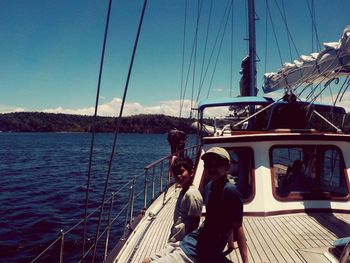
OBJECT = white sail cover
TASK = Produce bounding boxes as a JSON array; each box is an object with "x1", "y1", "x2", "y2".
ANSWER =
[{"x1": 263, "y1": 25, "x2": 350, "y2": 93}]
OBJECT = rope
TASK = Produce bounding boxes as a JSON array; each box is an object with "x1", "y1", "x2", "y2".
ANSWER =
[
  {"x1": 190, "y1": 0, "x2": 204, "y2": 119},
  {"x1": 179, "y1": 0, "x2": 188, "y2": 118},
  {"x1": 280, "y1": 45, "x2": 348, "y2": 96},
  {"x1": 302, "y1": 57, "x2": 348, "y2": 104},
  {"x1": 206, "y1": 1, "x2": 232, "y2": 98},
  {"x1": 198, "y1": 0, "x2": 213, "y2": 99},
  {"x1": 264, "y1": 1, "x2": 268, "y2": 73},
  {"x1": 306, "y1": 0, "x2": 321, "y2": 51},
  {"x1": 339, "y1": 76, "x2": 350, "y2": 102},
  {"x1": 273, "y1": 0, "x2": 300, "y2": 58},
  {"x1": 91, "y1": 1, "x2": 148, "y2": 261},
  {"x1": 230, "y1": 0, "x2": 234, "y2": 97},
  {"x1": 313, "y1": 110, "x2": 342, "y2": 132},
  {"x1": 196, "y1": 0, "x2": 231, "y2": 101},
  {"x1": 180, "y1": 0, "x2": 203, "y2": 117},
  {"x1": 81, "y1": 0, "x2": 113, "y2": 260},
  {"x1": 230, "y1": 98, "x2": 282, "y2": 130},
  {"x1": 265, "y1": 0, "x2": 283, "y2": 66},
  {"x1": 281, "y1": 0, "x2": 293, "y2": 61}
]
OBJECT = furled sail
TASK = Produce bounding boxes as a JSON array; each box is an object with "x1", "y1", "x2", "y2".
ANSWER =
[{"x1": 263, "y1": 25, "x2": 350, "y2": 93}]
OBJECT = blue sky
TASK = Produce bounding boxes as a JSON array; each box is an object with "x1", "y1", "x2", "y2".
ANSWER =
[{"x1": 0, "y1": 0, "x2": 349, "y2": 116}]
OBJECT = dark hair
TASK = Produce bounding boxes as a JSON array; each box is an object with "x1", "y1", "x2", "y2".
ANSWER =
[{"x1": 172, "y1": 157, "x2": 194, "y2": 173}]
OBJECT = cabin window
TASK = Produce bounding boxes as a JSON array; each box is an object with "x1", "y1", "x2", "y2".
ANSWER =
[
  {"x1": 226, "y1": 147, "x2": 254, "y2": 201},
  {"x1": 271, "y1": 145, "x2": 349, "y2": 200}
]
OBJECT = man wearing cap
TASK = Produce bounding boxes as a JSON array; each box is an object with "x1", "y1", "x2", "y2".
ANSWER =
[{"x1": 142, "y1": 147, "x2": 249, "y2": 263}]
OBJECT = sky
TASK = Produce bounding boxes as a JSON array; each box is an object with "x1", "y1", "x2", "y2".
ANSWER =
[{"x1": 0, "y1": 0, "x2": 349, "y2": 117}]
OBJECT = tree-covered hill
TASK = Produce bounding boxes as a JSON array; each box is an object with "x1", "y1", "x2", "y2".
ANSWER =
[
  {"x1": 0, "y1": 112, "x2": 194, "y2": 133},
  {"x1": 0, "y1": 111, "x2": 349, "y2": 133}
]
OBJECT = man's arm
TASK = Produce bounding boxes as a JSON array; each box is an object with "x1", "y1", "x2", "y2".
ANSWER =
[
  {"x1": 186, "y1": 216, "x2": 200, "y2": 233},
  {"x1": 233, "y1": 223, "x2": 249, "y2": 263}
]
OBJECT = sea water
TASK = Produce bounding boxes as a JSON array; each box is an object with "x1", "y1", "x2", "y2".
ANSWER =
[{"x1": 0, "y1": 132, "x2": 180, "y2": 262}]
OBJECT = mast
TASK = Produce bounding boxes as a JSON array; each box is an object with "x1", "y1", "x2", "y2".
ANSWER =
[
  {"x1": 247, "y1": 0, "x2": 257, "y2": 96},
  {"x1": 247, "y1": 0, "x2": 257, "y2": 129}
]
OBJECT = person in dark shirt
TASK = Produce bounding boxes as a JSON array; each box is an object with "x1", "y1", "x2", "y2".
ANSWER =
[
  {"x1": 180, "y1": 147, "x2": 248, "y2": 263},
  {"x1": 142, "y1": 147, "x2": 249, "y2": 263},
  {"x1": 167, "y1": 129, "x2": 187, "y2": 157}
]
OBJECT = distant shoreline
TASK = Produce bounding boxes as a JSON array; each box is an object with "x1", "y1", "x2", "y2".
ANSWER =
[
  {"x1": 0, "y1": 112, "x2": 194, "y2": 133},
  {"x1": 1, "y1": 111, "x2": 349, "y2": 133}
]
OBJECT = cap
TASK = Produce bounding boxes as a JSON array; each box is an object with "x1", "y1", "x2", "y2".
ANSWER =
[{"x1": 201, "y1": 147, "x2": 230, "y2": 162}]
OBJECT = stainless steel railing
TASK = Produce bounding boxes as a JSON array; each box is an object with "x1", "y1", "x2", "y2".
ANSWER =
[{"x1": 30, "y1": 144, "x2": 199, "y2": 263}]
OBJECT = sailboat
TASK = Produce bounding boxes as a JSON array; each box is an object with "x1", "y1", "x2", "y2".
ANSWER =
[{"x1": 31, "y1": 0, "x2": 350, "y2": 262}]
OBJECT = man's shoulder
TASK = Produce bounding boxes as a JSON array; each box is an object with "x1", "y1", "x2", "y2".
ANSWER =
[
  {"x1": 223, "y1": 181, "x2": 242, "y2": 199},
  {"x1": 185, "y1": 186, "x2": 203, "y2": 198}
]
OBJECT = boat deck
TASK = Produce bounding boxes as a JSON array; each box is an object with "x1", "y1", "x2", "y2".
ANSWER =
[{"x1": 115, "y1": 189, "x2": 350, "y2": 263}]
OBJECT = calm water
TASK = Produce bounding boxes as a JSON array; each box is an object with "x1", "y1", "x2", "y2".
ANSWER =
[{"x1": 0, "y1": 132, "x2": 184, "y2": 262}]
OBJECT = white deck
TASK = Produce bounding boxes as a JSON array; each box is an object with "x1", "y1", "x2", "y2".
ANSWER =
[{"x1": 114, "y1": 188, "x2": 350, "y2": 263}]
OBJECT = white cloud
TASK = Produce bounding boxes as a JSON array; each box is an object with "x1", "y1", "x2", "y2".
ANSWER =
[
  {"x1": 1, "y1": 92, "x2": 349, "y2": 119},
  {"x1": 41, "y1": 98, "x2": 195, "y2": 117},
  {"x1": 0, "y1": 105, "x2": 26, "y2": 113}
]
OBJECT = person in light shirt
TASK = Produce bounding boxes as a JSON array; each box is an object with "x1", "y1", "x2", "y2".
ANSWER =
[{"x1": 168, "y1": 157, "x2": 203, "y2": 243}]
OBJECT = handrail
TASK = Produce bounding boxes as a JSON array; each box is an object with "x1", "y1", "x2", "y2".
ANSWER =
[{"x1": 30, "y1": 144, "x2": 200, "y2": 262}]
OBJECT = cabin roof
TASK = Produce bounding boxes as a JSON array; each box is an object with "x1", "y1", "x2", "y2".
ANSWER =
[
  {"x1": 197, "y1": 96, "x2": 346, "y2": 114},
  {"x1": 197, "y1": 96, "x2": 273, "y2": 110}
]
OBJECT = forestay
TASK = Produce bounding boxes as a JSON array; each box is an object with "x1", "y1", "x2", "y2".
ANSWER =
[{"x1": 263, "y1": 26, "x2": 350, "y2": 93}]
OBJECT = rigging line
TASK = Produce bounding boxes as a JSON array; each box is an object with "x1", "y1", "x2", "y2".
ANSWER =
[
  {"x1": 328, "y1": 80, "x2": 335, "y2": 106},
  {"x1": 81, "y1": 0, "x2": 113, "y2": 260},
  {"x1": 264, "y1": 0, "x2": 268, "y2": 73},
  {"x1": 196, "y1": 0, "x2": 231, "y2": 101},
  {"x1": 206, "y1": 0, "x2": 232, "y2": 98},
  {"x1": 286, "y1": 49, "x2": 347, "y2": 96},
  {"x1": 180, "y1": 0, "x2": 204, "y2": 117},
  {"x1": 293, "y1": 93, "x2": 342, "y2": 132},
  {"x1": 310, "y1": 0, "x2": 314, "y2": 51},
  {"x1": 297, "y1": 82, "x2": 314, "y2": 98},
  {"x1": 91, "y1": 0, "x2": 148, "y2": 262},
  {"x1": 312, "y1": 0, "x2": 321, "y2": 51},
  {"x1": 303, "y1": 53, "x2": 348, "y2": 94},
  {"x1": 281, "y1": 0, "x2": 292, "y2": 61},
  {"x1": 272, "y1": 0, "x2": 300, "y2": 59},
  {"x1": 305, "y1": 0, "x2": 322, "y2": 51},
  {"x1": 179, "y1": 0, "x2": 188, "y2": 118},
  {"x1": 198, "y1": 0, "x2": 213, "y2": 100},
  {"x1": 231, "y1": 98, "x2": 283, "y2": 129},
  {"x1": 339, "y1": 75, "x2": 350, "y2": 102},
  {"x1": 293, "y1": 63, "x2": 326, "y2": 96},
  {"x1": 190, "y1": 0, "x2": 204, "y2": 119},
  {"x1": 285, "y1": 64, "x2": 320, "y2": 96},
  {"x1": 305, "y1": 80, "x2": 324, "y2": 103},
  {"x1": 313, "y1": 110, "x2": 341, "y2": 132},
  {"x1": 306, "y1": 67, "x2": 344, "y2": 105},
  {"x1": 244, "y1": 0, "x2": 248, "y2": 51},
  {"x1": 266, "y1": 0, "x2": 283, "y2": 66},
  {"x1": 230, "y1": 0, "x2": 234, "y2": 97},
  {"x1": 311, "y1": 1, "x2": 313, "y2": 51},
  {"x1": 304, "y1": 76, "x2": 333, "y2": 103}
]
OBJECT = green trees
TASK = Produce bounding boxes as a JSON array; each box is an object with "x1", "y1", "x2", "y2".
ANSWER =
[
  {"x1": 0, "y1": 112, "x2": 194, "y2": 133},
  {"x1": 1, "y1": 111, "x2": 348, "y2": 133}
]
